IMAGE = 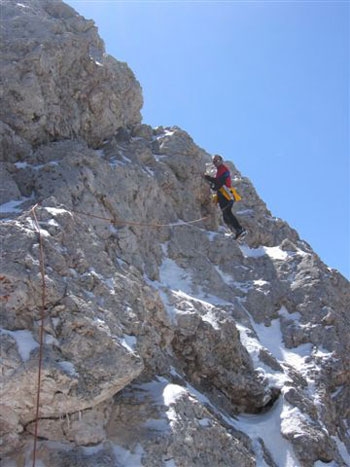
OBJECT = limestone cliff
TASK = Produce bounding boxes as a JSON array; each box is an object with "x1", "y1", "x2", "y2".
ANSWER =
[{"x1": 1, "y1": 1, "x2": 349, "y2": 466}]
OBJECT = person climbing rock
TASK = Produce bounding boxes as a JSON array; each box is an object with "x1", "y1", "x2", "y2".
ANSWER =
[{"x1": 204, "y1": 154, "x2": 247, "y2": 240}]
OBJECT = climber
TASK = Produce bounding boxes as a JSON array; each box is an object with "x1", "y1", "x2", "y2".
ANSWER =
[{"x1": 204, "y1": 154, "x2": 247, "y2": 240}]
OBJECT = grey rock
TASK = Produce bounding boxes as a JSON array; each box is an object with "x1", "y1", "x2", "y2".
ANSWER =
[
  {"x1": 0, "y1": 0, "x2": 142, "y2": 148},
  {"x1": 1, "y1": 1, "x2": 349, "y2": 466}
]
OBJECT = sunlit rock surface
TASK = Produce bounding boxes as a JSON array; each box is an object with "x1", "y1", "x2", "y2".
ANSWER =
[{"x1": 1, "y1": 1, "x2": 349, "y2": 466}]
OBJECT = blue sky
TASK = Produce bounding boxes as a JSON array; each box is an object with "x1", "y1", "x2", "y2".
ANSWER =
[{"x1": 67, "y1": 0, "x2": 349, "y2": 279}]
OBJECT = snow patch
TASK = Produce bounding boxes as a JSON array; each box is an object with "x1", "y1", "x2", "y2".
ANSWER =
[
  {"x1": 202, "y1": 310, "x2": 220, "y2": 330},
  {"x1": 154, "y1": 128, "x2": 175, "y2": 139},
  {"x1": 331, "y1": 436, "x2": 350, "y2": 465},
  {"x1": 239, "y1": 244, "x2": 290, "y2": 260},
  {"x1": 112, "y1": 444, "x2": 144, "y2": 467},
  {"x1": 45, "y1": 207, "x2": 70, "y2": 216},
  {"x1": 57, "y1": 361, "x2": 79, "y2": 377},
  {"x1": 314, "y1": 462, "x2": 339, "y2": 467},
  {"x1": 236, "y1": 323, "x2": 288, "y2": 388},
  {"x1": 159, "y1": 257, "x2": 193, "y2": 294},
  {"x1": 214, "y1": 265, "x2": 235, "y2": 285},
  {"x1": 253, "y1": 313, "x2": 312, "y2": 371},
  {"x1": 0, "y1": 329, "x2": 39, "y2": 361},
  {"x1": 120, "y1": 334, "x2": 137, "y2": 352},
  {"x1": 164, "y1": 459, "x2": 176, "y2": 467},
  {"x1": 0, "y1": 196, "x2": 33, "y2": 214},
  {"x1": 163, "y1": 384, "x2": 187, "y2": 426},
  {"x1": 45, "y1": 334, "x2": 59, "y2": 346},
  {"x1": 239, "y1": 245, "x2": 266, "y2": 258},
  {"x1": 14, "y1": 161, "x2": 29, "y2": 168},
  {"x1": 235, "y1": 397, "x2": 299, "y2": 467},
  {"x1": 280, "y1": 401, "x2": 312, "y2": 434},
  {"x1": 162, "y1": 384, "x2": 187, "y2": 406}
]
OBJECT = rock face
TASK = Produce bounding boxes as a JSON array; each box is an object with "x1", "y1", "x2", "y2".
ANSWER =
[
  {"x1": 0, "y1": 0, "x2": 142, "y2": 150},
  {"x1": 1, "y1": 1, "x2": 349, "y2": 467}
]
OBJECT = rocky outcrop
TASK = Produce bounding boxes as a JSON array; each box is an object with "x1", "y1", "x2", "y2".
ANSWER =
[
  {"x1": 1, "y1": 1, "x2": 349, "y2": 466},
  {"x1": 0, "y1": 0, "x2": 142, "y2": 149}
]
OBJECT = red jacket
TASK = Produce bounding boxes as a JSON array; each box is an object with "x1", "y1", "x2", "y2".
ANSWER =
[
  {"x1": 204, "y1": 163, "x2": 241, "y2": 204},
  {"x1": 215, "y1": 164, "x2": 231, "y2": 188}
]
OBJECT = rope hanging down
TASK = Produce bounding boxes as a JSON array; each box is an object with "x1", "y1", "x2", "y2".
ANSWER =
[
  {"x1": 27, "y1": 203, "x2": 209, "y2": 465},
  {"x1": 30, "y1": 204, "x2": 47, "y2": 467}
]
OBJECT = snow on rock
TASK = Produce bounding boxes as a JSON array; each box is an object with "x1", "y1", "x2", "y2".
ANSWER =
[
  {"x1": 0, "y1": 329, "x2": 39, "y2": 361},
  {"x1": 235, "y1": 397, "x2": 299, "y2": 467},
  {"x1": 1, "y1": 0, "x2": 349, "y2": 466}
]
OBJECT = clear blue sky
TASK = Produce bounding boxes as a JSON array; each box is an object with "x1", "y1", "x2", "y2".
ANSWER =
[{"x1": 67, "y1": 0, "x2": 349, "y2": 279}]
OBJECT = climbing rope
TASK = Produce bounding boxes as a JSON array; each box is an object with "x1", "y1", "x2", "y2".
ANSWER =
[
  {"x1": 26, "y1": 202, "x2": 209, "y2": 465},
  {"x1": 70, "y1": 208, "x2": 209, "y2": 228},
  {"x1": 29, "y1": 204, "x2": 47, "y2": 467}
]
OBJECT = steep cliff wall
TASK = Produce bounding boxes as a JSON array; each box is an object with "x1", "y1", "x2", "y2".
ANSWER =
[
  {"x1": 0, "y1": 0, "x2": 142, "y2": 149},
  {"x1": 1, "y1": 1, "x2": 349, "y2": 466}
]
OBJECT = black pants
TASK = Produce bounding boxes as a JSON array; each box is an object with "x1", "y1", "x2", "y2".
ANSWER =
[{"x1": 218, "y1": 197, "x2": 242, "y2": 232}]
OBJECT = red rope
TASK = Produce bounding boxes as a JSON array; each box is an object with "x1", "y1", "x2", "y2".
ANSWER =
[
  {"x1": 26, "y1": 203, "x2": 208, "y2": 465},
  {"x1": 70, "y1": 208, "x2": 209, "y2": 228},
  {"x1": 30, "y1": 205, "x2": 47, "y2": 467}
]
